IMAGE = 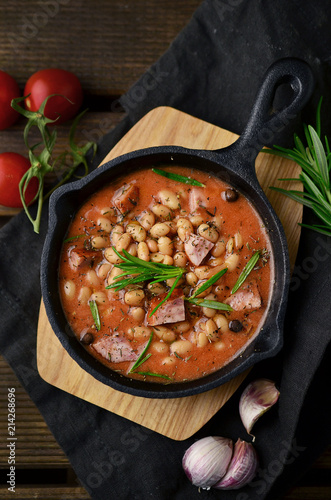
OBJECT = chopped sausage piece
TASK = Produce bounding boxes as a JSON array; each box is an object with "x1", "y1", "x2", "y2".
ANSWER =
[
  {"x1": 184, "y1": 233, "x2": 214, "y2": 266},
  {"x1": 113, "y1": 183, "x2": 139, "y2": 214},
  {"x1": 226, "y1": 281, "x2": 262, "y2": 311},
  {"x1": 147, "y1": 289, "x2": 185, "y2": 326},
  {"x1": 69, "y1": 248, "x2": 98, "y2": 269},
  {"x1": 93, "y1": 335, "x2": 138, "y2": 363},
  {"x1": 189, "y1": 188, "x2": 208, "y2": 212}
]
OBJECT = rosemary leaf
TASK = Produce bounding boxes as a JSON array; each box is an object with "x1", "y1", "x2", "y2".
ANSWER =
[
  {"x1": 264, "y1": 97, "x2": 331, "y2": 236},
  {"x1": 149, "y1": 274, "x2": 182, "y2": 317},
  {"x1": 129, "y1": 332, "x2": 153, "y2": 373},
  {"x1": 231, "y1": 251, "x2": 261, "y2": 294},
  {"x1": 134, "y1": 371, "x2": 172, "y2": 380},
  {"x1": 89, "y1": 300, "x2": 101, "y2": 331},
  {"x1": 190, "y1": 268, "x2": 228, "y2": 300},
  {"x1": 187, "y1": 298, "x2": 233, "y2": 311},
  {"x1": 152, "y1": 168, "x2": 206, "y2": 187}
]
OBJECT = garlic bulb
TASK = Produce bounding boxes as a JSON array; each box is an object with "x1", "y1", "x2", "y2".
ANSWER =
[
  {"x1": 239, "y1": 379, "x2": 280, "y2": 440},
  {"x1": 213, "y1": 438, "x2": 258, "y2": 490},
  {"x1": 182, "y1": 436, "x2": 233, "y2": 489}
]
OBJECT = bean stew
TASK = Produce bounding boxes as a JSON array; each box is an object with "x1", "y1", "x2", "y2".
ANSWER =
[{"x1": 58, "y1": 166, "x2": 273, "y2": 383}]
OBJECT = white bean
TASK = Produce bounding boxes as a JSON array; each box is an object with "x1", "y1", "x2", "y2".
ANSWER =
[
  {"x1": 146, "y1": 238, "x2": 158, "y2": 253},
  {"x1": 115, "y1": 232, "x2": 132, "y2": 252},
  {"x1": 226, "y1": 237, "x2": 234, "y2": 254},
  {"x1": 163, "y1": 255, "x2": 174, "y2": 266},
  {"x1": 186, "y1": 272, "x2": 198, "y2": 287},
  {"x1": 170, "y1": 340, "x2": 193, "y2": 356},
  {"x1": 97, "y1": 217, "x2": 113, "y2": 233},
  {"x1": 150, "y1": 222, "x2": 170, "y2": 239},
  {"x1": 129, "y1": 325, "x2": 151, "y2": 339},
  {"x1": 151, "y1": 203, "x2": 172, "y2": 219},
  {"x1": 151, "y1": 341, "x2": 170, "y2": 354},
  {"x1": 111, "y1": 225, "x2": 124, "y2": 245},
  {"x1": 130, "y1": 307, "x2": 145, "y2": 322},
  {"x1": 197, "y1": 223, "x2": 219, "y2": 243},
  {"x1": 172, "y1": 321, "x2": 191, "y2": 333},
  {"x1": 127, "y1": 243, "x2": 138, "y2": 256},
  {"x1": 97, "y1": 263, "x2": 112, "y2": 280},
  {"x1": 139, "y1": 210, "x2": 155, "y2": 231},
  {"x1": 91, "y1": 235, "x2": 109, "y2": 249},
  {"x1": 150, "y1": 252, "x2": 164, "y2": 263},
  {"x1": 224, "y1": 253, "x2": 240, "y2": 271},
  {"x1": 89, "y1": 292, "x2": 107, "y2": 305},
  {"x1": 234, "y1": 231, "x2": 243, "y2": 249},
  {"x1": 78, "y1": 286, "x2": 91, "y2": 305},
  {"x1": 126, "y1": 223, "x2": 146, "y2": 242},
  {"x1": 104, "y1": 247, "x2": 123, "y2": 264},
  {"x1": 153, "y1": 326, "x2": 176, "y2": 342},
  {"x1": 85, "y1": 269, "x2": 100, "y2": 286},
  {"x1": 63, "y1": 280, "x2": 75, "y2": 299},
  {"x1": 100, "y1": 207, "x2": 116, "y2": 216},
  {"x1": 197, "y1": 331, "x2": 208, "y2": 347},
  {"x1": 211, "y1": 240, "x2": 226, "y2": 257},
  {"x1": 195, "y1": 266, "x2": 211, "y2": 280},
  {"x1": 107, "y1": 266, "x2": 123, "y2": 286},
  {"x1": 173, "y1": 251, "x2": 187, "y2": 267},
  {"x1": 158, "y1": 236, "x2": 173, "y2": 255},
  {"x1": 158, "y1": 189, "x2": 180, "y2": 210},
  {"x1": 189, "y1": 214, "x2": 204, "y2": 227},
  {"x1": 147, "y1": 282, "x2": 167, "y2": 295},
  {"x1": 137, "y1": 241, "x2": 150, "y2": 261},
  {"x1": 214, "y1": 314, "x2": 229, "y2": 333},
  {"x1": 124, "y1": 289, "x2": 145, "y2": 306},
  {"x1": 205, "y1": 319, "x2": 219, "y2": 341}
]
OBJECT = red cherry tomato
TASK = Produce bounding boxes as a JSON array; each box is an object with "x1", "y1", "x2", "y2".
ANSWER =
[
  {"x1": 0, "y1": 153, "x2": 39, "y2": 208},
  {"x1": 24, "y1": 69, "x2": 83, "y2": 125},
  {"x1": 0, "y1": 71, "x2": 21, "y2": 130}
]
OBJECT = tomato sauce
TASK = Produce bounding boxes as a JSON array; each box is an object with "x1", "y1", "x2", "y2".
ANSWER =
[{"x1": 58, "y1": 166, "x2": 273, "y2": 383}]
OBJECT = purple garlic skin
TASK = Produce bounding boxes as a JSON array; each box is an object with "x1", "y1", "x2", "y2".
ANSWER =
[
  {"x1": 239, "y1": 378, "x2": 280, "y2": 439},
  {"x1": 182, "y1": 436, "x2": 233, "y2": 489},
  {"x1": 213, "y1": 438, "x2": 258, "y2": 490}
]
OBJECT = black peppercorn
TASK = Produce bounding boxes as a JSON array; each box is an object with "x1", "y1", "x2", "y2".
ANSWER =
[
  {"x1": 229, "y1": 320, "x2": 243, "y2": 332},
  {"x1": 225, "y1": 188, "x2": 239, "y2": 202}
]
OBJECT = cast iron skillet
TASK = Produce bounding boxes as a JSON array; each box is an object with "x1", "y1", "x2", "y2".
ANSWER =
[{"x1": 41, "y1": 58, "x2": 314, "y2": 399}]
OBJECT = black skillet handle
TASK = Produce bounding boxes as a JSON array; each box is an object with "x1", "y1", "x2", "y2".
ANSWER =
[{"x1": 219, "y1": 58, "x2": 314, "y2": 168}]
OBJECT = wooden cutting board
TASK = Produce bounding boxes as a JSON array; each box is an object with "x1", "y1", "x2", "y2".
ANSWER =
[{"x1": 37, "y1": 106, "x2": 302, "y2": 440}]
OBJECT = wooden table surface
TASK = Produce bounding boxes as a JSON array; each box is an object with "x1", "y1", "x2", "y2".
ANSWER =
[{"x1": 0, "y1": 1, "x2": 330, "y2": 498}]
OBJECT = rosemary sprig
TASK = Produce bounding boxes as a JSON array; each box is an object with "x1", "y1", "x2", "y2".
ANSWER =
[
  {"x1": 129, "y1": 332, "x2": 153, "y2": 373},
  {"x1": 231, "y1": 251, "x2": 261, "y2": 294},
  {"x1": 152, "y1": 168, "x2": 206, "y2": 187},
  {"x1": 106, "y1": 248, "x2": 186, "y2": 291},
  {"x1": 264, "y1": 97, "x2": 331, "y2": 237},
  {"x1": 89, "y1": 300, "x2": 101, "y2": 331}
]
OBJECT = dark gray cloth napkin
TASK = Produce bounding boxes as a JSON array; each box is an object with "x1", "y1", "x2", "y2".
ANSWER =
[{"x1": 1, "y1": 0, "x2": 331, "y2": 498}]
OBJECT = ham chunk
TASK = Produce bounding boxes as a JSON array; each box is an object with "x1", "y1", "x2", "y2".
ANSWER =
[
  {"x1": 93, "y1": 335, "x2": 138, "y2": 363},
  {"x1": 226, "y1": 281, "x2": 262, "y2": 311},
  {"x1": 113, "y1": 183, "x2": 139, "y2": 214},
  {"x1": 69, "y1": 248, "x2": 98, "y2": 269},
  {"x1": 147, "y1": 289, "x2": 185, "y2": 326},
  {"x1": 184, "y1": 233, "x2": 214, "y2": 266}
]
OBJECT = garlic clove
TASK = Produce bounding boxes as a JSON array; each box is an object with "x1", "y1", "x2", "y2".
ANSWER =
[
  {"x1": 182, "y1": 436, "x2": 233, "y2": 489},
  {"x1": 239, "y1": 378, "x2": 280, "y2": 440},
  {"x1": 213, "y1": 438, "x2": 258, "y2": 490}
]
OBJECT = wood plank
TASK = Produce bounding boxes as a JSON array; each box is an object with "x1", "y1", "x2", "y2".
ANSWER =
[
  {"x1": 37, "y1": 106, "x2": 303, "y2": 440},
  {"x1": 0, "y1": 1, "x2": 201, "y2": 95}
]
